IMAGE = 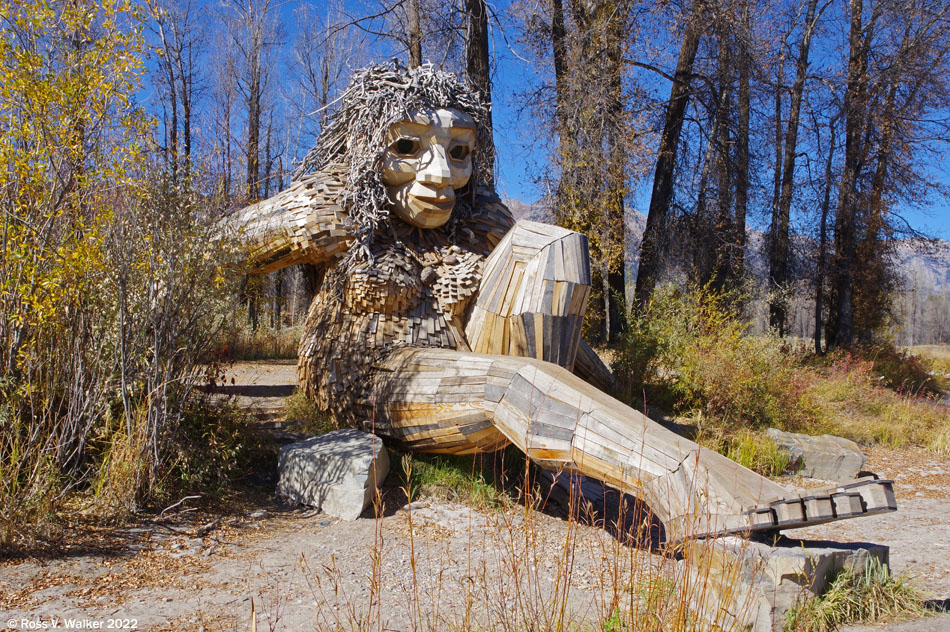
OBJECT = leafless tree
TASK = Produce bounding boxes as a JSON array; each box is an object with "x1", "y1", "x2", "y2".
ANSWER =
[
  {"x1": 767, "y1": 0, "x2": 829, "y2": 335},
  {"x1": 635, "y1": 0, "x2": 705, "y2": 310},
  {"x1": 147, "y1": 0, "x2": 203, "y2": 182},
  {"x1": 219, "y1": 0, "x2": 281, "y2": 203}
]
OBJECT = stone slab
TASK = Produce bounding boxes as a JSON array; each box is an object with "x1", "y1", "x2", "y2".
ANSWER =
[
  {"x1": 768, "y1": 428, "x2": 867, "y2": 480},
  {"x1": 684, "y1": 536, "x2": 889, "y2": 632},
  {"x1": 277, "y1": 429, "x2": 389, "y2": 520}
]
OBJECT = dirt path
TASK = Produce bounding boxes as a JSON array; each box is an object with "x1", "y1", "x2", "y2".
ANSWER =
[{"x1": 2, "y1": 363, "x2": 948, "y2": 631}]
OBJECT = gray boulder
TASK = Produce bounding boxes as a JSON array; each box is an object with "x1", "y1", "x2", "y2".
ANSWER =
[
  {"x1": 277, "y1": 429, "x2": 389, "y2": 520},
  {"x1": 767, "y1": 428, "x2": 866, "y2": 480}
]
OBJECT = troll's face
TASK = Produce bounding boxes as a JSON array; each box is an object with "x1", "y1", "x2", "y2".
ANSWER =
[{"x1": 381, "y1": 107, "x2": 476, "y2": 229}]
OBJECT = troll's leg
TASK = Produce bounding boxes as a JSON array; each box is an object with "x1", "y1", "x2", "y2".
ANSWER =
[
  {"x1": 371, "y1": 347, "x2": 896, "y2": 541},
  {"x1": 465, "y1": 220, "x2": 615, "y2": 390}
]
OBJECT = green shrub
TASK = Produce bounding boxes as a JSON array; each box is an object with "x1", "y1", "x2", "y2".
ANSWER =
[
  {"x1": 724, "y1": 430, "x2": 791, "y2": 478},
  {"x1": 164, "y1": 398, "x2": 260, "y2": 497},
  {"x1": 284, "y1": 389, "x2": 340, "y2": 435},
  {"x1": 397, "y1": 447, "x2": 526, "y2": 510},
  {"x1": 84, "y1": 395, "x2": 261, "y2": 522},
  {"x1": 613, "y1": 284, "x2": 818, "y2": 432}
]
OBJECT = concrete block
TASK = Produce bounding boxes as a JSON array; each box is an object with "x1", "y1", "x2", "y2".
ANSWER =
[
  {"x1": 277, "y1": 429, "x2": 389, "y2": 520},
  {"x1": 683, "y1": 536, "x2": 889, "y2": 632}
]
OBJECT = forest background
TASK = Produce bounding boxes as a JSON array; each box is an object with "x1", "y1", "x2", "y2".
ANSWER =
[{"x1": 129, "y1": 0, "x2": 950, "y2": 348}]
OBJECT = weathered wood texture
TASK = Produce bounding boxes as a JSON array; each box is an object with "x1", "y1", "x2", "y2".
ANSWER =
[
  {"x1": 231, "y1": 165, "x2": 351, "y2": 273},
  {"x1": 370, "y1": 347, "x2": 895, "y2": 541},
  {"x1": 466, "y1": 221, "x2": 590, "y2": 369},
  {"x1": 232, "y1": 167, "x2": 896, "y2": 541},
  {"x1": 289, "y1": 170, "x2": 515, "y2": 418}
]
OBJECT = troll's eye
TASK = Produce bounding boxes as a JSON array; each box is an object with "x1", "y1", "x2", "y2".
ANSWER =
[
  {"x1": 392, "y1": 138, "x2": 420, "y2": 157},
  {"x1": 449, "y1": 144, "x2": 471, "y2": 161}
]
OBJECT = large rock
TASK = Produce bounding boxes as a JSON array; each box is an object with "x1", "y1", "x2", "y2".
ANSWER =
[
  {"x1": 684, "y1": 536, "x2": 889, "y2": 632},
  {"x1": 277, "y1": 429, "x2": 389, "y2": 520},
  {"x1": 767, "y1": 428, "x2": 866, "y2": 480}
]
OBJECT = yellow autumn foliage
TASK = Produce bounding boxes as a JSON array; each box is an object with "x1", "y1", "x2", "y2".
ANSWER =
[{"x1": 0, "y1": 0, "x2": 237, "y2": 544}]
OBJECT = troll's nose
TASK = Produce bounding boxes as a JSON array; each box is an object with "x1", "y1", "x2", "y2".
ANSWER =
[{"x1": 417, "y1": 145, "x2": 453, "y2": 186}]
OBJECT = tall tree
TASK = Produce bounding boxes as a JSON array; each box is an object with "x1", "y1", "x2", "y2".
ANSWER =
[
  {"x1": 408, "y1": 0, "x2": 422, "y2": 67},
  {"x1": 465, "y1": 0, "x2": 494, "y2": 184},
  {"x1": 148, "y1": 0, "x2": 202, "y2": 182},
  {"x1": 827, "y1": 0, "x2": 950, "y2": 346},
  {"x1": 222, "y1": 0, "x2": 279, "y2": 203},
  {"x1": 541, "y1": 0, "x2": 634, "y2": 342},
  {"x1": 813, "y1": 109, "x2": 839, "y2": 354},
  {"x1": 210, "y1": 32, "x2": 237, "y2": 204},
  {"x1": 635, "y1": 0, "x2": 705, "y2": 310},
  {"x1": 827, "y1": 0, "x2": 870, "y2": 347},
  {"x1": 730, "y1": 0, "x2": 752, "y2": 289},
  {"x1": 768, "y1": 0, "x2": 825, "y2": 335},
  {"x1": 289, "y1": 1, "x2": 365, "y2": 158}
]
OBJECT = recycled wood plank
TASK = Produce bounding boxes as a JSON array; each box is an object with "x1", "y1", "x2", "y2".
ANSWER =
[{"x1": 233, "y1": 165, "x2": 897, "y2": 540}]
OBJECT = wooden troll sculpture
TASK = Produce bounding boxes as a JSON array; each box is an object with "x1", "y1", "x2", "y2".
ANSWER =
[{"x1": 232, "y1": 63, "x2": 895, "y2": 540}]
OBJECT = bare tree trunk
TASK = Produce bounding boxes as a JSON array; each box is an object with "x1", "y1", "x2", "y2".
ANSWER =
[
  {"x1": 153, "y1": 10, "x2": 179, "y2": 178},
  {"x1": 635, "y1": 1, "x2": 703, "y2": 310},
  {"x1": 831, "y1": 0, "x2": 869, "y2": 348},
  {"x1": 247, "y1": 38, "x2": 261, "y2": 201},
  {"x1": 263, "y1": 111, "x2": 273, "y2": 197},
  {"x1": 550, "y1": 0, "x2": 572, "y2": 172},
  {"x1": 769, "y1": 0, "x2": 822, "y2": 335},
  {"x1": 711, "y1": 28, "x2": 734, "y2": 292},
  {"x1": 272, "y1": 271, "x2": 283, "y2": 329},
  {"x1": 408, "y1": 0, "x2": 422, "y2": 68},
  {"x1": 465, "y1": 0, "x2": 494, "y2": 184},
  {"x1": 815, "y1": 115, "x2": 838, "y2": 355},
  {"x1": 224, "y1": 94, "x2": 232, "y2": 202},
  {"x1": 732, "y1": 5, "x2": 751, "y2": 288},
  {"x1": 769, "y1": 45, "x2": 785, "y2": 280},
  {"x1": 174, "y1": 23, "x2": 194, "y2": 179}
]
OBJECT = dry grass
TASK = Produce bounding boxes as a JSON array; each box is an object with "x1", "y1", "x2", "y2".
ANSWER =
[
  {"x1": 806, "y1": 352, "x2": 950, "y2": 451},
  {"x1": 215, "y1": 319, "x2": 302, "y2": 361},
  {"x1": 910, "y1": 344, "x2": 950, "y2": 391},
  {"x1": 296, "y1": 480, "x2": 765, "y2": 632},
  {"x1": 909, "y1": 344, "x2": 950, "y2": 362},
  {"x1": 784, "y1": 556, "x2": 928, "y2": 632}
]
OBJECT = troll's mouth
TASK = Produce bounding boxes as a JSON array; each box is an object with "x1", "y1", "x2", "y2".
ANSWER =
[{"x1": 409, "y1": 195, "x2": 456, "y2": 212}]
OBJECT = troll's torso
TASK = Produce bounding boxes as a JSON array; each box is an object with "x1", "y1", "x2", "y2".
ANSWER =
[{"x1": 297, "y1": 190, "x2": 514, "y2": 417}]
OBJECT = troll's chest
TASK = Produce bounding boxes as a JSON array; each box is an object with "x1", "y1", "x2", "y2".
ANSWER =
[{"x1": 343, "y1": 242, "x2": 484, "y2": 321}]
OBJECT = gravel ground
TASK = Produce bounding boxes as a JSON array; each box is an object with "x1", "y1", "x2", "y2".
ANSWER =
[{"x1": 2, "y1": 362, "x2": 947, "y2": 632}]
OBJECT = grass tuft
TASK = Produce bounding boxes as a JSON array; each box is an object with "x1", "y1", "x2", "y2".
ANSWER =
[
  {"x1": 283, "y1": 389, "x2": 340, "y2": 435},
  {"x1": 929, "y1": 429, "x2": 950, "y2": 455},
  {"x1": 724, "y1": 430, "x2": 792, "y2": 478},
  {"x1": 397, "y1": 448, "x2": 523, "y2": 510},
  {"x1": 784, "y1": 556, "x2": 928, "y2": 632}
]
